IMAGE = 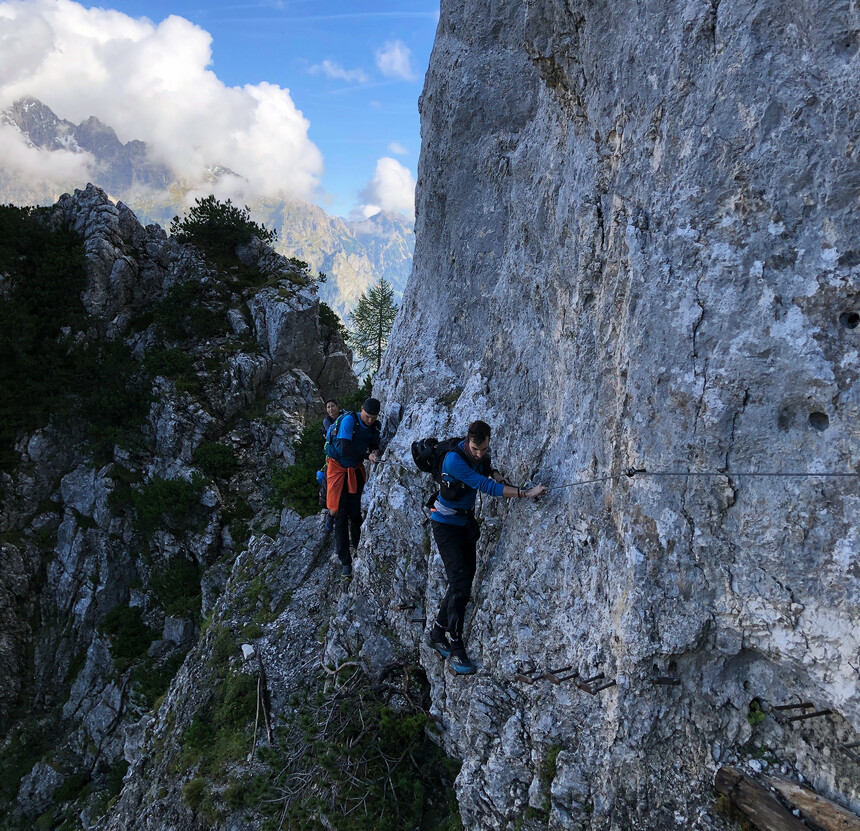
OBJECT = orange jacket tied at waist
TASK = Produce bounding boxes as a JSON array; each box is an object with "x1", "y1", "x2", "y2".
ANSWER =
[{"x1": 326, "y1": 457, "x2": 366, "y2": 513}]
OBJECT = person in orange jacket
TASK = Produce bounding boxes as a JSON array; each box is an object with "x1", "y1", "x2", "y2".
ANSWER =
[{"x1": 324, "y1": 398, "x2": 381, "y2": 580}]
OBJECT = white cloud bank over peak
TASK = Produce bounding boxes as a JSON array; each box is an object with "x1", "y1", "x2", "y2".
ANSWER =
[
  {"x1": 0, "y1": 0, "x2": 323, "y2": 202},
  {"x1": 308, "y1": 59, "x2": 369, "y2": 84},
  {"x1": 374, "y1": 40, "x2": 414, "y2": 81},
  {"x1": 355, "y1": 157, "x2": 415, "y2": 220},
  {"x1": 0, "y1": 121, "x2": 95, "y2": 184}
]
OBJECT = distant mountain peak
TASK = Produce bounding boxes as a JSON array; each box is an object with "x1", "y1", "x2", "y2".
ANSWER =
[{"x1": 0, "y1": 97, "x2": 414, "y2": 318}]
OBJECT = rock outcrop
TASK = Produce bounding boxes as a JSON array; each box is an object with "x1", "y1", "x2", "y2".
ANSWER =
[
  {"x1": 0, "y1": 184, "x2": 357, "y2": 830},
  {"x1": 326, "y1": 0, "x2": 860, "y2": 828},
  {"x1": 3, "y1": 1, "x2": 860, "y2": 829}
]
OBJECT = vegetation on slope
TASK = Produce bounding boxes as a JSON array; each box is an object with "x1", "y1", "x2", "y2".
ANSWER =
[{"x1": 0, "y1": 204, "x2": 149, "y2": 470}]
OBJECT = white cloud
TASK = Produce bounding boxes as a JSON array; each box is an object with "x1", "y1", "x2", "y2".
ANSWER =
[
  {"x1": 387, "y1": 141, "x2": 408, "y2": 155},
  {"x1": 0, "y1": 122, "x2": 95, "y2": 183},
  {"x1": 374, "y1": 40, "x2": 414, "y2": 81},
  {"x1": 354, "y1": 157, "x2": 415, "y2": 219},
  {"x1": 0, "y1": 0, "x2": 323, "y2": 202},
  {"x1": 308, "y1": 59, "x2": 369, "y2": 84}
]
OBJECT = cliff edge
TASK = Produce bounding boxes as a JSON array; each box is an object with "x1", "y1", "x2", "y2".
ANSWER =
[{"x1": 332, "y1": 0, "x2": 860, "y2": 828}]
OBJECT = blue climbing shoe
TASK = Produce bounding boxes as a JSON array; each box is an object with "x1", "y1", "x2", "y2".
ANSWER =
[
  {"x1": 447, "y1": 639, "x2": 476, "y2": 675},
  {"x1": 427, "y1": 625, "x2": 451, "y2": 660}
]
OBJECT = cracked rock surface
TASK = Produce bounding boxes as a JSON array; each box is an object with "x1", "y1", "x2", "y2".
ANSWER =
[{"x1": 328, "y1": 0, "x2": 860, "y2": 828}]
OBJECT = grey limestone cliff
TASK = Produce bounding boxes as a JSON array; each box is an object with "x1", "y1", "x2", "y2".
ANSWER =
[
  {"x1": 3, "y1": 1, "x2": 860, "y2": 829},
  {"x1": 326, "y1": 0, "x2": 860, "y2": 828}
]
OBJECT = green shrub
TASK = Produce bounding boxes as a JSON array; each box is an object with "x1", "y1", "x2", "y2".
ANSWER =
[
  {"x1": 98, "y1": 606, "x2": 155, "y2": 674},
  {"x1": 130, "y1": 649, "x2": 188, "y2": 709},
  {"x1": 106, "y1": 759, "x2": 129, "y2": 797},
  {"x1": 258, "y1": 667, "x2": 462, "y2": 831},
  {"x1": 0, "y1": 205, "x2": 153, "y2": 469},
  {"x1": 144, "y1": 348, "x2": 192, "y2": 377},
  {"x1": 150, "y1": 557, "x2": 202, "y2": 618},
  {"x1": 75, "y1": 340, "x2": 152, "y2": 452},
  {"x1": 54, "y1": 771, "x2": 91, "y2": 804},
  {"x1": 131, "y1": 474, "x2": 206, "y2": 536},
  {"x1": 747, "y1": 699, "x2": 766, "y2": 726},
  {"x1": 193, "y1": 442, "x2": 238, "y2": 480},
  {"x1": 268, "y1": 421, "x2": 325, "y2": 517},
  {"x1": 242, "y1": 623, "x2": 264, "y2": 641},
  {"x1": 170, "y1": 196, "x2": 277, "y2": 258},
  {"x1": 223, "y1": 495, "x2": 253, "y2": 548},
  {"x1": 182, "y1": 777, "x2": 207, "y2": 810},
  {"x1": 151, "y1": 281, "x2": 229, "y2": 342},
  {"x1": 182, "y1": 669, "x2": 257, "y2": 776},
  {"x1": 319, "y1": 302, "x2": 346, "y2": 336},
  {"x1": 338, "y1": 375, "x2": 372, "y2": 413}
]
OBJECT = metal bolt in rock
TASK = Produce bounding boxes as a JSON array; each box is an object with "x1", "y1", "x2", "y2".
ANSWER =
[{"x1": 651, "y1": 676, "x2": 681, "y2": 686}]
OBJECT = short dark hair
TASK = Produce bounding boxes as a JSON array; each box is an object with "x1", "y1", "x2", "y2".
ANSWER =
[
  {"x1": 467, "y1": 420, "x2": 491, "y2": 444},
  {"x1": 362, "y1": 397, "x2": 381, "y2": 416},
  {"x1": 325, "y1": 398, "x2": 338, "y2": 406}
]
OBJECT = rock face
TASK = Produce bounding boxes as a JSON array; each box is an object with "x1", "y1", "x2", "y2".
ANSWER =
[
  {"x1": 0, "y1": 184, "x2": 357, "y2": 829},
  {"x1": 328, "y1": 0, "x2": 860, "y2": 828}
]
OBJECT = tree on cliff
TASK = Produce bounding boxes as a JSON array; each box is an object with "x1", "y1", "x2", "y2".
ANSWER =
[
  {"x1": 170, "y1": 194, "x2": 277, "y2": 258},
  {"x1": 348, "y1": 278, "x2": 398, "y2": 375}
]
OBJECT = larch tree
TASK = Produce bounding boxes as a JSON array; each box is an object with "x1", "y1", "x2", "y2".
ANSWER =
[{"x1": 348, "y1": 278, "x2": 398, "y2": 375}]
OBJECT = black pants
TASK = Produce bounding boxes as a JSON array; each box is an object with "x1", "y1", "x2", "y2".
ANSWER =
[
  {"x1": 335, "y1": 478, "x2": 363, "y2": 566},
  {"x1": 431, "y1": 518, "x2": 479, "y2": 640}
]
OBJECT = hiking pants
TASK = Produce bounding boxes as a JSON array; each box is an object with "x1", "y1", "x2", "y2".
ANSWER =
[
  {"x1": 431, "y1": 518, "x2": 479, "y2": 640},
  {"x1": 335, "y1": 480, "x2": 363, "y2": 566}
]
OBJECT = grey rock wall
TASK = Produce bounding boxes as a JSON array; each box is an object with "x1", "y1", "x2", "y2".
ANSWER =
[{"x1": 330, "y1": 0, "x2": 860, "y2": 828}]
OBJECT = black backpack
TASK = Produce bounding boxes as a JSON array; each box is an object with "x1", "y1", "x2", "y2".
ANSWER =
[{"x1": 411, "y1": 437, "x2": 492, "y2": 505}]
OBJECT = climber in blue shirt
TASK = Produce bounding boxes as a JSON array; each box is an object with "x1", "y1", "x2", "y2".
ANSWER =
[
  {"x1": 325, "y1": 398, "x2": 381, "y2": 580},
  {"x1": 428, "y1": 420, "x2": 545, "y2": 675}
]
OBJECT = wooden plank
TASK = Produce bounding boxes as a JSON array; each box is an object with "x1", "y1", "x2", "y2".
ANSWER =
[
  {"x1": 765, "y1": 776, "x2": 860, "y2": 831},
  {"x1": 714, "y1": 766, "x2": 809, "y2": 831}
]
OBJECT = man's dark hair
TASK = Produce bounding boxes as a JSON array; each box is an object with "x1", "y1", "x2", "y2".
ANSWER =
[
  {"x1": 325, "y1": 398, "x2": 338, "y2": 406},
  {"x1": 467, "y1": 420, "x2": 491, "y2": 444}
]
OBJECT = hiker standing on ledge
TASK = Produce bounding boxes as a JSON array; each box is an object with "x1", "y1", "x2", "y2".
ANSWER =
[
  {"x1": 321, "y1": 398, "x2": 341, "y2": 438},
  {"x1": 320, "y1": 398, "x2": 342, "y2": 534},
  {"x1": 428, "y1": 419, "x2": 545, "y2": 675},
  {"x1": 325, "y1": 398, "x2": 381, "y2": 580}
]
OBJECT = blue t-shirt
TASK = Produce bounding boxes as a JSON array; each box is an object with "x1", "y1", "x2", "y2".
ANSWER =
[
  {"x1": 326, "y1": 412, "x2": 380, "y2": 468},
  {"x1": 431, "y1": 440, "x2": 504, "y2": 526}
]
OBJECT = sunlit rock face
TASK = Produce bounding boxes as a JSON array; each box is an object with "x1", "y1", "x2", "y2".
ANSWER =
[{"x1": 330, "y1": 0, "x2": 860, "y2": 827}]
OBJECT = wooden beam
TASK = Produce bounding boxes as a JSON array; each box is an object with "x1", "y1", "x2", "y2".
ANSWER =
[
  {"x1": 714, "y1": 766, "x2": 809, "y2": 831},
  {"x1": 765, "y1": 776, "x2": 860, "y2": 831}
]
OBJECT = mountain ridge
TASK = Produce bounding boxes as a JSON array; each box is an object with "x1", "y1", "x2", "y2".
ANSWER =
[{"x1": 0, "y1": 97, "x2": 413, "y2": 321}]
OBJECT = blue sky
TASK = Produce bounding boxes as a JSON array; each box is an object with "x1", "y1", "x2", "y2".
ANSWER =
[{"x1": 0, "y1": 0, "x2": 440, "y2": 219}]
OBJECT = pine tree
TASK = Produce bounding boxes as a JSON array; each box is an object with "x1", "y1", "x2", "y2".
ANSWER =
[{"x1": 348, "y1": 278, "x2": 398, "y2": 375}]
